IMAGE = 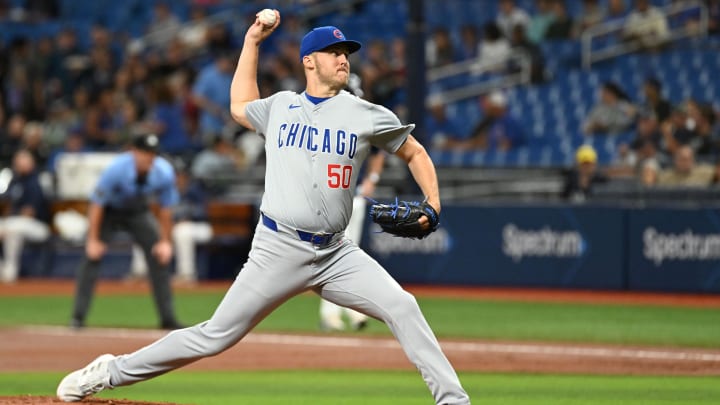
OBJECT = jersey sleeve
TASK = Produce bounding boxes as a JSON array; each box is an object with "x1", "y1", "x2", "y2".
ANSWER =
[
  {"x1": 245, "y1": 92, "x2": 283, "y2": 137},
  {"x1": 90, "y1": 163, "x2": 118, "y2": 205},
  {"x1": 369, "y1": 104, "x2": 415, "y2": 153}
]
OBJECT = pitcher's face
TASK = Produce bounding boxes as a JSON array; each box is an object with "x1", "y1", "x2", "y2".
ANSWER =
[{"x1": 309, "y1": 44, "x2": 351, "y2": 90}]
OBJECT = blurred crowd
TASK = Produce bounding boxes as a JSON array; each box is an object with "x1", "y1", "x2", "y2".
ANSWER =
[
  {"x1": 0, "y1": 0, "x2": 718, "y2": 200},
  {"x1": 0, "y1": 1, "x2": 260, "y2": 180},
  {"x1": 421, "y1": 0, "x2": 720, "y2": 197},
  {"x1": 0, "y1": 0, "x2": 413, "y2": 182}
]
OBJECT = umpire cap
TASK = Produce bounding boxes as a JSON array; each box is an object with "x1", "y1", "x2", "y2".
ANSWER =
[{"x1": 132, "y1": 133, "x2": 161, "y2": 153}]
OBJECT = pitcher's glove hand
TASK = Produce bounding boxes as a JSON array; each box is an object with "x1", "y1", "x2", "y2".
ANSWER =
[{"x1": 369, "y1": 198, "x2": 440, "y2": 239}]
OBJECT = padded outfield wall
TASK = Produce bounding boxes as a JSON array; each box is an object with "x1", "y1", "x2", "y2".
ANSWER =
[{"x1": 364, "y1": 204, "x2": 720, "y2": 294}]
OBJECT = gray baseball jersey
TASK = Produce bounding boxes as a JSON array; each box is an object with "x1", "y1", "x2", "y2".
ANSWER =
[
  {"x1": 103, "y1": 91, "x2": 470, "y2": 405},
  {"x1": 245, "y1": 90, "x2": 412, "y2": 232}
]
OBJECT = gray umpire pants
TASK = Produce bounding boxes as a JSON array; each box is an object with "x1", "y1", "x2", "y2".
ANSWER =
[{"x1": 71, "y1": 208, "x2": 178, "y2": 326}]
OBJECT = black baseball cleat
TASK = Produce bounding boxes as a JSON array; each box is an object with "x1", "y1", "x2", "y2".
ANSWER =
[
  {"x1": 352, "y1": 320, "x2": 368, "y2": 331},
  {"x1": 70, "y1": 318, "x2": 85, "y2": 330},
  {"x1": 160, "y1": 320, "x2": 186, "y2": 330}
]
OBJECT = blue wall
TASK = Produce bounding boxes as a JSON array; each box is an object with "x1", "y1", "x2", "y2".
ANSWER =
[
  {"x1": 22, "y1": 203, "x2": 720, "y2": 294},
  {"x1": 363, "y1": 204, "x2": 720, "y2": 293}
]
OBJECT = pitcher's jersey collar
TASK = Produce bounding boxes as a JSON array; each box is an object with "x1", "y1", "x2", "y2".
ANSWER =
[{"x1": 304, "y1": 92, "x2": 331, "y2": 105}]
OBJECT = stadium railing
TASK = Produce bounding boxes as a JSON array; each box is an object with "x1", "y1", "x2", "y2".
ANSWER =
[{"x1": 581, "y1": 0, "x2": 708, "y2": 69}]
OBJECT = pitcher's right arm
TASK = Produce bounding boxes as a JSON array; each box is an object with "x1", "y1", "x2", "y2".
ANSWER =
[{"x1": 230, "y1": 10, "x2": 281, "y2": 130}]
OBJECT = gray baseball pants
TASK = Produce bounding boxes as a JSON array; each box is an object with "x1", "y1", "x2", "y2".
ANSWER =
[
  {"x1": 72, "y1": 209, "x2": 178, "y2": 327},
  {"x1": 108, "y1": 219, "x2": 470, "y2": 404}
]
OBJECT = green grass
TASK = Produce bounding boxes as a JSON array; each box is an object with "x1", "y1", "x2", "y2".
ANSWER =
[
  {"x1": 3, "y1": 292, "x2": 719, "y2": 404},
  {"x1": 1, "y1": 292, "x2": 720, "y2": 347},
  {"x1": 2, "y1": 371, "x2": 720, "y2": 404}
]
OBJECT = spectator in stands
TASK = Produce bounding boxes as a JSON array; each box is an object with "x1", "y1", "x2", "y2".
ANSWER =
[
  {"x1": 276, "y1": 39, "x2": 304, "y2": 83},
  {"x1": 360, "y1": 40, "x2": 401, "y2": 108},
  {"x1": 0, "y1": 0, "x2": 9, "y2": 20},
  {"x1": 660, "y1": 105, "x2": 687, "y2": 155},
  {"x1": 426, "y1": 28, "x2": 456, "y2": 68},
  {"x1": 43, "y1": 100, "x2": 76, "y2": 151},
  {"x1": 4, "y1": 38, "x2": 37, "y2": 118},
  {"x1": 192, "y1": 52, "x2": 235, "y2": 137},
  {"x1": 657, "y1": 145, "x2": 714, "y2": 186},
  {"x1": 0, "y1": 113, "x2": 26, "y2": 167},
  {"x1": 274, "y1": 13, "x2": 307, "y2": 45},
  {"x1": 46, "y1": 131, "x2": 87, "y2": 173},
  {"x1": 662, "y1": 99, "x2": 718, "y2": 156},
  {"x1": 456, "y1": 25, "x2": 479, "y2": 61},
  {"x1": 206, "y1": 22, "x2": 234, "y2": 56},
  {"x1": 438, "y1": 90, "x2": 525, "y2": 151},
  {"x1": 527, "y1": 0, "x2": 555, "y2": 43},
  {"x1": 509, "y1": 24, "x2": 546, "y2": 83},
  {"x1": 582, "y1": 81, "x2": 636, "y2": 135},
  {"x1": 606, "y1": 0, "x2": 629, "y2": 22},
  {"x1": 69, "y1": 134, "x2": 183, "y2": 330},
  {"x1": 80, "y1": 89, "x2": 115, "y2": 150},
  {"x1": 124, "y1": 54, "x2": 152, "y2": 116},
  {"x1": 623, "y1": 0, "x2": 670, "y2": 51},
  {"x1": 640, "y1": 158, "x2": 660, "y2": 186},
  {"x1": 145, "y1": 80, "x2": 195, "y2": 156},
  {"x1": 179, "y1": 6, "x2": 211, "y2": 54},
  {"x1": 389, "y1": 37, "x2": 407, "y2": 73},
  {"x1": 476, "y1": 22, "x2": 512, "y2": 74},
  {"x1": 616, "y1": 113, "x2": 665, "y2": 171},
  {"x1": 562, "y1": 144, "x2": 608, "y2": 202},
  {"x1": 191, "y1": 133, "x2": 245, "y2": 196},
  {"x1": 641, "y1": 77, "x2": 671, "y2": 123},
  {"x1": 110, "y1": 99, "x2": 144, "y2": 147},
  {"x1": 269, "y1": 58, "x2": 303, "y2": 93},
  {"x1": 87, "y1": 47, "x2": 117, "y2": 94},
  {"x1": 545, "y1": 0, "x2": 574, "y2": 40},
  {"x1": 23, "y1": 0, "x2": 59, "y2": 22},
  {"x1": 684, "y1": 100, "x2": 718, "y2": 156},
  {"x1": 577, "y1": 0, "x2": 606, "y2": 34},
  {"x1": 21, "y1": 121, "x2": 50, "y2": 169},
  {"x1": 425, "y1": 94, "x2": 462, "y2": 148},
  {"x1": 706, "y1": 0, "x2": 720, "y2": 35},
  {"x1": 30, "y1": 36, "x2": 55, "y2": 103},
  {"x1": 496, "y1": 0, "x2": 531, "y2": 39},
  {"x1": 614, "y1": 124, "x2": 666, "y2": 182},
  {"x1": 47, "y1": 28, "x2": 84, "y2": 100},
  {"x1": 0, "y1": 149, "x2": 50, "y2": 283},
  {"x1": 150, "y1": 38, "x2": 189, "y2": 80},
  {"x1": 146, "y1": 2, "x2": 182, "y2": 49},
  {"x1": 170, "y1": 68, "x2": 200, "y2": 138},
  {"x1": 89, "y1": 24, "x2": 122, "y2": 67},
  {"x1": 712, "y1": 157, "x2": 720, "y2": 185},
  {"x1": 168, "y1": 166, "x2": 212, "y2": 285}
]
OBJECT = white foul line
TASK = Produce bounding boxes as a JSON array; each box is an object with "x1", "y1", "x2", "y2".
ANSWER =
[{"x1": 16, "y1": 326, "x2": 720, "y2": 363}]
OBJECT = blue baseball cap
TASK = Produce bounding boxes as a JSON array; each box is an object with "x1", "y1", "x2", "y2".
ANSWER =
[{"x1": 299, "y1": 26, "x2": 362, "y2": 61}]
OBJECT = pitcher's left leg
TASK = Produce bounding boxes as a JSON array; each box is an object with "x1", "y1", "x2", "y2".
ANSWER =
[{"x1": 317, "y1": 245, "x2": 470, "y2": 405}]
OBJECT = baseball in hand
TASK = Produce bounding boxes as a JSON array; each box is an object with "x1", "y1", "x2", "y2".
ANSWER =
[{"x1": 258, "y1": 9, "x2": 277, "y2": 26}]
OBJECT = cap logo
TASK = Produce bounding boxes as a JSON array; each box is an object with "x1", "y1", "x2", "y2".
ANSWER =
[{"x1": 333, "y1": 29, "x2": 344, "y2": 39}]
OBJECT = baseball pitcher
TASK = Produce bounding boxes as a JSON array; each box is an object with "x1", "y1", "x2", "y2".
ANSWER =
[{"x1": 57, "y1": 10, "x2": 470, "y2": 405}]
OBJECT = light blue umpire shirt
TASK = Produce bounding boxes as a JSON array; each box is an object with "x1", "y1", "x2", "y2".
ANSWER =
[{"x1": 90, "y1": 152, "x2": 179, "y2": 212}]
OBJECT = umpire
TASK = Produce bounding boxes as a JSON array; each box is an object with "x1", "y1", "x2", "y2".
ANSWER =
[{"x1": 70, "y1": 134, "x2": 182, "y2": 330}]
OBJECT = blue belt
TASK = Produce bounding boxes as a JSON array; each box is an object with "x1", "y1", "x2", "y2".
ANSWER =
[{"x1": 261, "y1": 213, "x2": 338, "y2": 246}]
